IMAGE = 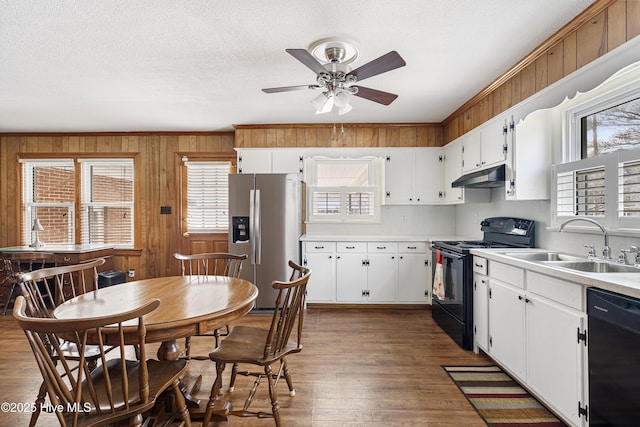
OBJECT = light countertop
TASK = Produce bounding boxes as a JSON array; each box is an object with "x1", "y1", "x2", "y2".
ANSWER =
[
  {"x1": 471, "y1": 248, "x2": 640, "y2": 300},
  {"x1": 300, "y1": 234, "x2": 472, "y2": 242}
]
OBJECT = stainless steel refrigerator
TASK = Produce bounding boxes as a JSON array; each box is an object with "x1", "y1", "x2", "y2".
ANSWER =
[{"x1": 228, "y1": 173, "x2": 302, "y2": 309}]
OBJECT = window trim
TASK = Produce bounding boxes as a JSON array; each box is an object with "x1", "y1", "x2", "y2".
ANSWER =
[
  {"x1": 304, "y1": 156, "x2": 384, "y2": 223},
  {"x1": 19, "y1": 154, "x2": 138, "y2": 248},
  {"x1": 179, "y1": 153, "x2": 236, "y2": 237}
]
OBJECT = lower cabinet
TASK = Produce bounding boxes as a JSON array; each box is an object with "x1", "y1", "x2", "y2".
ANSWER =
[
  {"x1": 303, "y1": 239, "x2": 429, "y2": 304},
  {"x1": 302, "y1": 242, "x2": 336, "y2": 302},
  {"x1": 480, "y1": 259, "x2": 587, "y2": 427}
]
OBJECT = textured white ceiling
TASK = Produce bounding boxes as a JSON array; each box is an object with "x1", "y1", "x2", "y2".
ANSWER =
[{"x1": 0, "y1": 0, "x2": 595, "y2": 132}]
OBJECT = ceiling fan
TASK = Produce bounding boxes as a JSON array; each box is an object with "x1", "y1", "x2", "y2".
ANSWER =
[{"x1": 262, "y1": 39, "x2": 406, "y2": 115}]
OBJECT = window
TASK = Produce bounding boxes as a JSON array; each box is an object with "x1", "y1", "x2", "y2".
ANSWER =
[
  {"x1": 555, "y1": 61, "x2": 640, "y2": 232},
  {"x1": 305, "y1": 157, "x2": 383, "y2": 223},
  {"x1": 183, "y1": 158, "x2": 231, "y2": 233},
  {"x1": 21, "y1": 157, "x2": 135, "y2": 248},
  {"x1": 21, "y1": 159, "x2": 75, "y2": 245},
  {"x1": 581, "y1": 96, "x2": 640, "y2": 158},
  {"x1": 79, "y1": 159, "x2": 134, "y2": 246}
]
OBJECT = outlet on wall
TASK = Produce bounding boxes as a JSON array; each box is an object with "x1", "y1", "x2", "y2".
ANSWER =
[{"x1": 128, "y1": 269, "x2": 135, "y2": 278}]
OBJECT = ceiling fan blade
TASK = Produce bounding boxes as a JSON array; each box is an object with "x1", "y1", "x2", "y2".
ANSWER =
[
  {"x1": 352, "y1": 86, "x2": 398, "y2": 105},
  {"x1": 286, "y1": 48, "x2": 328, "y2": 76},
  {"x1": 349, "y1": 51, "x2": 406, "y2": 82},
  {"x1": 262, "y1": 84, "x2": 319, "y2": 93}
]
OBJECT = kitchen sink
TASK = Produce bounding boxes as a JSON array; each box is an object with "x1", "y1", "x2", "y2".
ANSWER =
[
  {"x1": 504, "y1": 252, "x2": 585, "y2": 262},
  {"x1": 541, "y1": 260, "x2": 640, "y2": 273}
]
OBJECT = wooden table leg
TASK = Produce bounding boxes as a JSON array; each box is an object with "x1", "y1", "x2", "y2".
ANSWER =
[{"x1": 157, "y1": 339, "x2": 201, "y2": 408}]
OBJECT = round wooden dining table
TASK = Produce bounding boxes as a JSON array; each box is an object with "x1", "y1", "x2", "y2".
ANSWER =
[{"x1": 53, "y1": 275, "x2": 258, "y2": 361}]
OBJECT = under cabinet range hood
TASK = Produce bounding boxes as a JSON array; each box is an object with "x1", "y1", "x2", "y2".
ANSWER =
[{"x1": 451, "y1": 164, "x2": 505, "y2": 188}]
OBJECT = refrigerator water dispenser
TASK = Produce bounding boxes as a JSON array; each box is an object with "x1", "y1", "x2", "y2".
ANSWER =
[{"x1": 232, "y1": 216, "x2": 250, "y2": 243}]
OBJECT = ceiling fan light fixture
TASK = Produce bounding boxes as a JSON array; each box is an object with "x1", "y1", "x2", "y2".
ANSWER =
[
  {"x1": 338, "y1": 102, "x2": 353, "y2": 116},
  {"x1": 311, "y1": 91, "x2": 333, "y2": 114},
  {"x1": 309, "y1": 37, "x2": 359, "y2": 65}
]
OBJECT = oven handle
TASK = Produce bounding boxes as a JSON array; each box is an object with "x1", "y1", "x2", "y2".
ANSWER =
[{"x1": 434, "y1": 248, "x2": 465, "y2": 260}]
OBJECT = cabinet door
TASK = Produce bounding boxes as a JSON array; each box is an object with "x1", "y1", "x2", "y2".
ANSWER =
[
  {"x1": 480, "y1": 117, "x2": 507, "y2": 168},
  {"x1": 367, "y1": 254, "x2": 398, "y2": 302},
  {"x1": 473, "y1": 273, "x2": 489, "y2": 352},
  {"x1": 303, "y1": 252, "x2": 335, "y2": 302},
  {"x1": 489, "y1": 280, "x2": 525, "y2": 379},
  {"x1": 272, "y1": 150, "x2": 305, "y2": 177},
  {"x1": 461, "y1": 131, "x2": 482, "y2": 173},
  {"x1": 398, "y1": 253, "x2": 429, "y2": 302},
  {"x1": 336, "y1": 253, "x2": 367, "y2": 302},
  {"x1": 443, "y1": 139, "x2": 464, "y2": 203},
  {"x1": 414, "y1": 149, "x2": 443, "y2": 203},
  {"x1": 526, "y1": 295, "x2": 585, "y2": 426},
  {"x1": 384, "y1": 150, "x2": 414, "y2": 204},
  {"x1": 237, "y1": 150, "x2": 271, "y2": 173}
]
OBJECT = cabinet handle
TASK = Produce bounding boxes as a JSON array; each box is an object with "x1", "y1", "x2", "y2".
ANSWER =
[
  {"x1": 328, "y1": 255, "x2": 332, "y2": 259},
  {"x1": 346, "y1": 246, "x2": 355, "y2": 249},
  {"x1": 377, "y1": 246, "x2": 386, "y2": 249},
  {"x1": 474, "y1": 262, "x2": 483, "y2": 268},
  {"x1": 408, "y1": 246, "x2": 417, "y2": 249},
  {"x1": 314, "y1": 246, "x2": 325, "y2": 249},
  {"x1": 63, "y1": 256, "x2": 71, "y2": 262}
]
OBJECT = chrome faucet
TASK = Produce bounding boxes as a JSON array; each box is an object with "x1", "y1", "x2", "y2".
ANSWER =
[
  {"x1": 559, "y1": 218, "x2": 611, "y2": 260},
  {"x1": 620, "y1": 246, "x2": 640, "y2": 266}
]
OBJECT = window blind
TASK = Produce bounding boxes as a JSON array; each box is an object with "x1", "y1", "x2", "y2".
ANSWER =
[
  {"x1": 185, "y1": 161, "x2": 230, "y2": 232},
  {"x1": 619, "y1": 160, "x2": 640, "y2": 218},
  {"x1": 80, "y1": 159, "x2": 134, "y2": 246},
  {"x1": 556, "y1": 167, "x2": 605, "y2": 217}
]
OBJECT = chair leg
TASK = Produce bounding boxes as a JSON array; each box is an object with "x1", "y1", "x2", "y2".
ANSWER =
[
  {"x1": 229, "y1": 362, "x2": 239, "y2": 392},
  {"x1": 184, "y1": 336, "x2": 192, "y2": 359},
  {"x1": 265, "y1": 364, "x2": 282, "y2": 427},
  {"x1": 280, "y1": 357, "x2": 296, "y2": 397},
  {"x1": 2, "y1": 283, "x2": 16, "y2": 315},
  {"x1": 172, "y1": 380, "x2": 192, "y2": 427},
  {"x1": 28, "y1": 381, "x2": 47, "y2": 427},
  {"x1": 202, "y1": 362, "x2": 226, "y2": 427}
]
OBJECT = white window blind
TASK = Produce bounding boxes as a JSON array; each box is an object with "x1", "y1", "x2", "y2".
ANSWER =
[
  {"x1": 20, "y1": 159, "x2": 75, "y2": 245},
  {"x1": 619, "y1": 160, "x2": 640, "y2": 218},
  {"x1": 79, "y1": 159, "x2": 134, "y2": 247},
  {"x1": 184, "y1": 161, "x2": 230, "y2": 232},
  {"x1": 556, "y1": 167, "x2": 606, "y2": 218}
]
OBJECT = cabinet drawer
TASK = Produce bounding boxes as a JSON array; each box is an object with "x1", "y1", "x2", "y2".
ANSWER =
[
  {"x1": 526, "y1": 271, "x2": 582, "y2": 310},
  {"x1": 399, "y1": 242, "x2": 427, "y2": 253},
  {"x1": 337, "y1": 242, "x2": 366, "y2": 253},
  {"x1": 367, "y1": 242, "x2": 398, "y2": 253},
  {"x1": 304, "y1": 242, "x2": 335, "y2": 253},
  {"x1": 490, "y1": 261, "x2": 524, "y2": 289},
  {"x1": 473, "y1": 256, "x2": 487, "y2": 275}
]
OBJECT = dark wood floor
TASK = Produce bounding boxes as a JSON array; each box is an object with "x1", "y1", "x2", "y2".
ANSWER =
[{"x1": 0, "y1": 307, "x2": 491, "y2": 426}]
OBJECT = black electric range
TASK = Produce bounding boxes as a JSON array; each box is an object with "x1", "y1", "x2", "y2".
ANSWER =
[{"x1": 431, "y1": 217, "x2": 535, "y2": 350}]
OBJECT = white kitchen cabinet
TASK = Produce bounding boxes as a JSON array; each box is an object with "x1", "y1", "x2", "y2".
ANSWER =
[
  {"x1": 472, "y1": 256, "x2": 489, "y2": 353},
  {"x1": 335, "y1": 243, "x2": 368, "y2": 302},
  {"x1": 397, "y1": 243, "x2": 430, "y2": 303},
  {"x1": 488, "y1": 278, "x2": 526, "y2": 379},
  {"x1": 461, "y1": 122, "x2": 506, "y2": 174},
  {"x1": 302, "y1": 242, "x2": 336, "y2": 302},
  {"x1": 236, "y1": 149, "x2": 272, "y2": 173},
  {"x1": 271, "y1": 149, "x2": 305, "y2": 178},
  {"x1": 526, "y1": 293, "x2": 585, "y2": 426},
  {"x1": 441, "y1": 139, "x2": 490, "y2": 204},
  {"x1": 485, "y1": 259, "x2": 587, "y2": 426},
  {"x1": 366, "y1": 243, "x2": 398, "y2": 303},
  {"x1": 384, "y1": 148, "x2": 443, "y2": 205},
  {"x1": 505, "y1": 108, "x2": 552, "y2": 200}
]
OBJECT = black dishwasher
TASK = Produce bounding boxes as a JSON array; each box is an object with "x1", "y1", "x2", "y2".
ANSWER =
[{"x1": 587, "y1": 287, "x2": 640, "y2": 426}]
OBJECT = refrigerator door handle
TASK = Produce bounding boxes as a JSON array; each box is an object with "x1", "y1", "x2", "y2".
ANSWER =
[
  {"x1": 249, "y1": 189, "x2": 256, "y2": 265},
  {"x1": 254, "y1": 189, "x2": 262, "y2": 265}
]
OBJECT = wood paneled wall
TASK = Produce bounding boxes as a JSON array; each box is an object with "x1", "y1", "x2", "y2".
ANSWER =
[
  {"x1": 234, "y1": 124, "x2": 444, "y2": 148},
  {"x1": 0, "y1": 133, "x2": 235, "y2": 280},
  {"x1": 443, "y1": 0, "x2": 640, "y2": 143}
]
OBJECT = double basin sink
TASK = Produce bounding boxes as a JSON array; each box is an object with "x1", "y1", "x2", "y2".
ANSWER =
[{"x1": 503, "y1": 251, "x2": 640, "y2": 274}]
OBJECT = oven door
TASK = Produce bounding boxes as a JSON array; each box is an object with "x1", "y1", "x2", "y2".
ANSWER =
[{"x1": 432, "y1": 248, "x2": 465, "y2": 320}]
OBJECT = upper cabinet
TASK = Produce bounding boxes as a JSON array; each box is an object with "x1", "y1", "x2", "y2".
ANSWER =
[
  {"x1": 237, "y1": 148, "x2": 304, "y2": 178},
  {"x1": 384, "y1": 148, "x2": 443, "y2": 205},
  {"x1": 442, "y1": 139, "x2": 490, "y2": 204},
  {"x1": 461, "y1": 119, "x2": 508, "y2": 174},
  {"x1": 505, "y1": 108, "x2": 552, "y2": 200}
]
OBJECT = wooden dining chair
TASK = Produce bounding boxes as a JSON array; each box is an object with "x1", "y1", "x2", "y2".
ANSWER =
[
  {"x1": 173, "y1": 252, "x2": 248, "y2": 359},
  {"x1": 1, "y1": 251, "x2": 54, "y2": 315},
  {"x1": 16, "y1": 258, "x2": 108, "y2": 427},
  {"x1": 13, "y1": 295, "x2": 191, "y2": 427},
  {"x1": 202, "y1": 260, "x2": 311, "y2": 427}
]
